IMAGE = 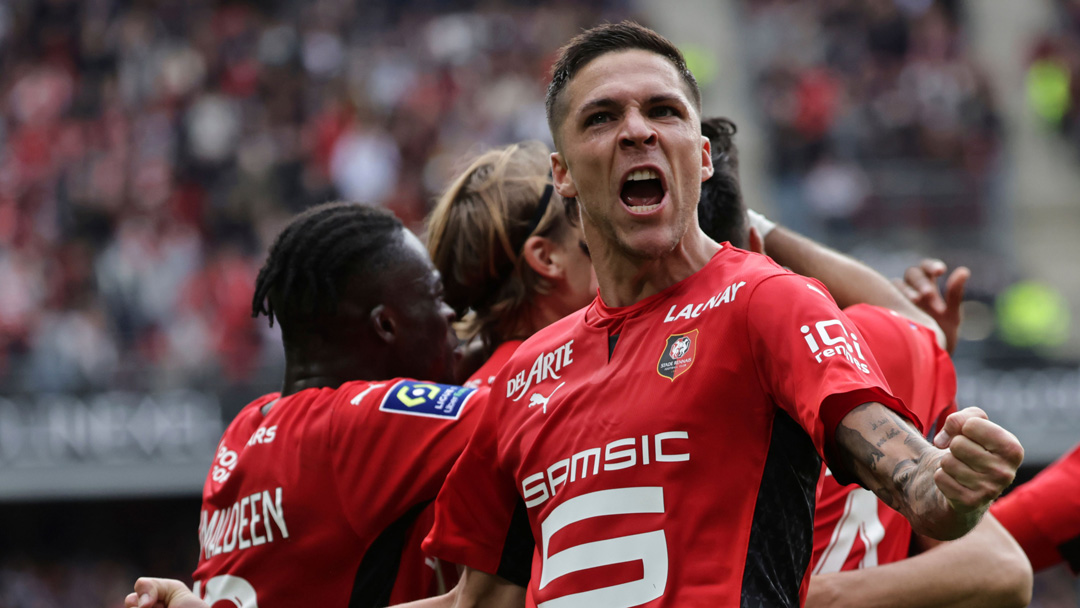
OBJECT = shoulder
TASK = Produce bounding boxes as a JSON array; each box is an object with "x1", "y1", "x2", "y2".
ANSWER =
[
  {"x1": 506, "y1": 307, "x2": 586, "y2": 365},
  {"x1": 706, "y1": 245, "x2": 829, "y2": 304},
  {"x1": 335, "y1": 378, "x2": 481, "y2": 423},
  {"x1": 226, "y1": 392, "x2": 281, "y2": 429}
]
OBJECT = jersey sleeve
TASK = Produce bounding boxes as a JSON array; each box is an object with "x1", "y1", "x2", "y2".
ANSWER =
[
  {"x1": 842, "y1": 304, "x2": 958, "y2": 438},
  {"x1": 745, "y1": 275, "x2": 919, "y2": 478},
  {"x1": 328, "y1": 380, "x2": 484, "y2": 538},
  {"x1": 991, "y1": 443, "x2": 1080, "y2": 573},
  {"x1": 422, "y1": 392, "x2": 532, "y2": 585}
]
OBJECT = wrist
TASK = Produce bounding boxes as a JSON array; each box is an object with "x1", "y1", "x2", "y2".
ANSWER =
[{"x1": 746, "y1": 209, "x2": 777, "y2": 239}]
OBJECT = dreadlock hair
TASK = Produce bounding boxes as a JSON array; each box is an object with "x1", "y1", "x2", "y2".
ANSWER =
[
  {"x1": 426, "y1": 141, "x2": 576, "y2": 350},
  {"x1": 698, "y1": 117, "x2": 748, "y2": 248},
  {"x1": 252, "y1": 202, "x2": 403, "y2": 342},
  {"x1": 546, "y1": 21, "x2": 702, "y2": 146}
]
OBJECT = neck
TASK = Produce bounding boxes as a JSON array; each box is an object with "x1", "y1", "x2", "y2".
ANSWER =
[
  {"x1": 592, "y1": 227, "x2": 719, "y2": 308},
  {"x1": 280, "y1": 341, "x2": 380, "y2": 397},
  {"x1": 522, "y1": 295, "x2": 576, "y2": 338}
]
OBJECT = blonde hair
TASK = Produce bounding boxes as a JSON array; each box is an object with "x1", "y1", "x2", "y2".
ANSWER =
[{"x1": 427, "y1": 141, "x2": 571, "y2": 348}]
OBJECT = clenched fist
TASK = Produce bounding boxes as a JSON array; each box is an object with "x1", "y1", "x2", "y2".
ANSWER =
[{"x1": 932, "y1": 407, "x2": 1024, "y2": 513}]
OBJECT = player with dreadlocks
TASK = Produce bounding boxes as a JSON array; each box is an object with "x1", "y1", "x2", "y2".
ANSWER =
[{"x1": 183, "y1": 201, "x2": 484, "y2": 608}]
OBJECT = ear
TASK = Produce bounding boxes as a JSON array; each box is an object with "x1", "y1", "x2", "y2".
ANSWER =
[
  {"x1": 748, "y1": 225, "x2": 766, "y2": 255},
  {"x1": 700, "y1": 135, "x2": 714, "y2": 182},
  {"x1": 370, "y1": 304, "x2": 397, "y2": 344},
  {"x1": 521, "y1": 235, "x2": 563, "y2": 282},
  {"x1": 551, "y1": 152, "x2": 578, "y2": 199}
]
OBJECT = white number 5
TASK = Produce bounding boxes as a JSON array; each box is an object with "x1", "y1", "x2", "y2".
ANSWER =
[
  {"x1": 538, "y1": 486, "x2": 668, "y2": 608},
  {"x1": 193, "y1": 575, "x2": 259, "y2": 608}
]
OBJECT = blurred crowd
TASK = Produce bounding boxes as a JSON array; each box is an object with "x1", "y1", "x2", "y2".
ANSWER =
[
  {"x1": 743, "y1": 0, "x2": 1003, "y2": 246},
  {"x1": 0, "y1": 0, "x2": 632, "y2": 394},
  {"x1": 1028, "y1": 0, "x2": 1080, "y2": 150}
]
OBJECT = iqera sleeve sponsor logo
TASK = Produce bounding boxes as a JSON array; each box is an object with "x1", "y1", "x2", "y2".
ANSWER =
[
  {"x1": 801, "y1": 319, "x2": 871, "y2": 374},
  {"x1": 663, "y1": 280, "x2": 746, "y2": 323},
  {"x1": 506, "y1": 339, "x2": 574, "y2": 402},
  {"x1": 521, "y1": 431, "x2": 690, "y2": 508},
  {"x1": 656, "y1": 330, "x2": 698, "y2": 381}
]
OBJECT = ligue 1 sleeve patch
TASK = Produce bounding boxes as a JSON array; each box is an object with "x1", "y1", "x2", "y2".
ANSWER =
[
  {"x1": 378, "y1": 380, "x2": 476, "y2": 420},
  {"x1": 657, "y1": 329, "x2": 698, "y2": 381}
]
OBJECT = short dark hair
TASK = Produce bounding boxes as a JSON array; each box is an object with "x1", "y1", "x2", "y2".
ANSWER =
[
  {"x1": 546, "y1": 21, "x2": 702, "y2": 143},
  {"x1": 698, "y1": 117, "x2": 747, "y2": 248},
  {"x1": 252, "y1": 202, "x2": 403, "y2": 337}
]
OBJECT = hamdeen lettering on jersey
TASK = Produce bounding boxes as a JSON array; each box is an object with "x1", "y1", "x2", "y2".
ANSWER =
[
  {"x1": 424, "y1": 244, "x2": 919, "y2": 608},
  {"x1": 193, "y1": 379, "x2": 483, "y2": 607}
]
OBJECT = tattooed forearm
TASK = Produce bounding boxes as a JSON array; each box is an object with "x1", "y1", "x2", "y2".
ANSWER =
[
  {"x1": 875, "y1": 427, "x2": 900, "y2": 447},
  {"x1": 836, "y1": 403, "x2": 947, "y2": 532}
]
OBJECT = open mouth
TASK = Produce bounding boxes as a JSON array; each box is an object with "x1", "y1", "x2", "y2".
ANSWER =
[{"x1": 620, "y1": 168, "x2": 666, "y2": 213}]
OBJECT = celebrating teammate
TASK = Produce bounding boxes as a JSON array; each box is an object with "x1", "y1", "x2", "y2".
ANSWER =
[
  {"x1": 184, "y1": 202, "x2": 484, "y2": 607},
  {"x1": 421, "y1": 22, "x2": 1024, "y2": 607},
  {"x1": 695, "y1": 117, "x2": 1032, "y2": 605},
  {"x1": 427, "y1": 140, "x2": 596, "y2": 387}
]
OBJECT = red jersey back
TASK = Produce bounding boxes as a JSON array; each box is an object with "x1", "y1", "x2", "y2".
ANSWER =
[
  {"x1": 391, "y1": 341, "x2": 524, "y2": 603},
  {"x1": 812, "y1": 304, "x2": 957, "y2": 573},
  {"x1": 425, "y1": 245, "x2": 916, "y2": 607},
  {"x1": 992, "y1": 442, "x2": 1080, "y2": 573},
  {"x1": 192, "y1": 379, "x2": 481, "y2": 607}
]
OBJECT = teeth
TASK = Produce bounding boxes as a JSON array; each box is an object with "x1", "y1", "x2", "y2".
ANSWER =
[
  {"x1": 627, "y1": 169, "x2": 660, "y2": 181},
  {"x1": 627, "y1": 202, "x2": 662, "y2": 213}
]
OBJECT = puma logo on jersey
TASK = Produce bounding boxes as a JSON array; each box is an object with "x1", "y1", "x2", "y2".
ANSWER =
[
  {"x1": 663, "y1": 280, "x2": 746, "y2": 323},
  {"x1": 801, "y1": 319, "x2": 870, "y2": 374},
  {"x1": 506, "y1": 340, "x2": 574, "y2": 402},
  {"x1": 528, "y1": 382, "x2": 565, "y2": 414},
  {"x1": 351, "y1": 383, "x2": 386, "y2": 406}
]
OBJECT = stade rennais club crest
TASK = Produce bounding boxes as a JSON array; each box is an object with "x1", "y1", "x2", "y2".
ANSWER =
[{"x1": 657, "y1": 329, "x2": 699, "y2": 380}]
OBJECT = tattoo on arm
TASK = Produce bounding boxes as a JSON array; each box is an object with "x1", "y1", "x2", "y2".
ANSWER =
[{"x1": 836, "y1": 403, "x2": 945, "y2": 523}]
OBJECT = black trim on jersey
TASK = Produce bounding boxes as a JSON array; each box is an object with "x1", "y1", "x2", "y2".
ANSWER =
[
  {"x1": 496, "y1": 498, "x2": 534, "y2": 587},
  {"x1": 348, "y1": 500, "x2": 430, "y2": 608},
  {"x1": 740, "y1": 410, "x2": 821, "y2": 608},
  {"x1": 1060, "y1": 535, "x2": 1080, "y2": 574},
  {"x1": 608, "y1": 333, "x2": 620, "y2": 361}
]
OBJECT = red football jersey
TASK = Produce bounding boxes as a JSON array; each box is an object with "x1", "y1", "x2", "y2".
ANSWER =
[
  {"x1": 812, "y1": 304, "x2": 957, "y2": 573},
  {"x1": 391, "y1": 340, "x2": 525, "y2": 603},
  {"x1": 992, "y1": 443, "x2": 1080, "y2": 573},
  {"x1": 465, "y1": 340, "x2": 525, "y2": 389},
  {"x1": 424, "y1": 245, "x2": 916, "y2": 607},
  {"x1": 192, "y1": 379, "x2": 482, "y2": 607}
]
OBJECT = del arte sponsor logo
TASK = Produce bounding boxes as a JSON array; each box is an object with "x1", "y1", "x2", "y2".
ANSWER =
[
  {"x1": 801, "y1": 319, "x2": 871, "y2": 374},
  {"x1": 522, "y1": 431, "x2": 690, "y2": 508},
  {"x1": 663, "y1": 280, "x2": 746, "y2": 323},
  {"x1": 506, "y1": 339, "x2": 574, "y2": 402}
]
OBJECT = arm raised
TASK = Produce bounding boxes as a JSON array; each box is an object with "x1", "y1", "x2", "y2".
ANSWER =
[
  {"x1": 835, "y1": 404, "x2": 1023, "y2": 541},
  {"x1": 757, "y1": 222, "x2": 947, "y2": 350}
]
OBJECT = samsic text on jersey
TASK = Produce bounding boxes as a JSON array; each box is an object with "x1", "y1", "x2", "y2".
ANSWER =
[
  {"x1": 424, "y1": 244, "x2": 917, "y2": 608},
  {"x1": 192, "y1": 379, "x2": 482, "y2": 607}
]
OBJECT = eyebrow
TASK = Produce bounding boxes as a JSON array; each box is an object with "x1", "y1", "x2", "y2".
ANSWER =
[{"x1": 576, "y1": 93, "x2": 687, "y2": 118}]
